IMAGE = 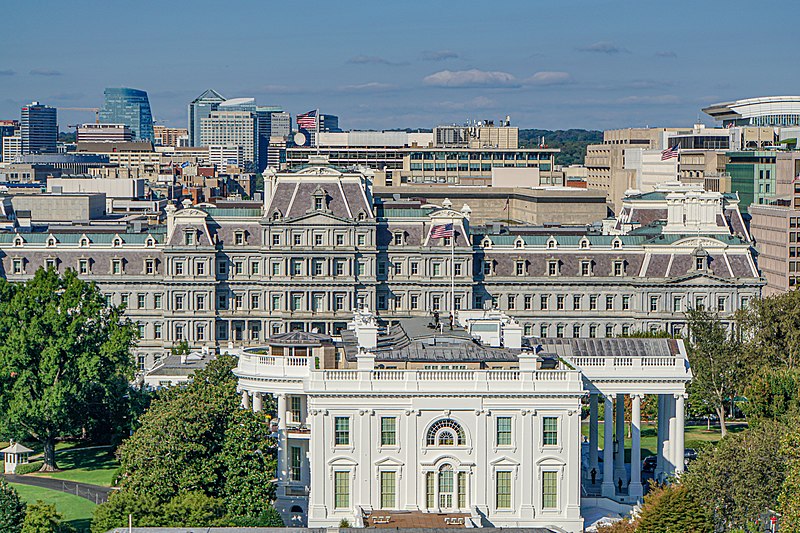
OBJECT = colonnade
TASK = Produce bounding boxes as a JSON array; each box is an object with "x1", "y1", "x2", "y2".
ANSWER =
[
  {"x1": 587, "y1": 392, "x2": 686, "y2": 500},
  {"x1": 242, "y1": 390, "x2": 289, "y2": 481}
]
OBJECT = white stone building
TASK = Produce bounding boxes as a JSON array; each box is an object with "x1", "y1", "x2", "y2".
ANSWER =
[{"x1": 233, "y1": 309, "x2": 692, "y2": 532}]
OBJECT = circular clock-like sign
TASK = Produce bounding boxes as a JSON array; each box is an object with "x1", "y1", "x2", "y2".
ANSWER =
[{"x1": 294, "y1": 132, "x2": 307, "y2": 146}]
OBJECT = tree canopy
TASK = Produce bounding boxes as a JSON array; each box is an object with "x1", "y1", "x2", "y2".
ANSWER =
[
  {"x1": 0, "y1": 479, "x2": 26, "y2": 533},
  {"x1": 91, "y1": 355, "x2": 281, "y2": 532},
  {"x1": 0, "y1": 268, "x2": 137, "y2": 470}
]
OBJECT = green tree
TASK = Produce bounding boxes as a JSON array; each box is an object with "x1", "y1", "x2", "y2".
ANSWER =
[
  {"x1": 683, "y1": 419, "x2": 787, "y2": 531},
  {"x1": 635, "y1": 483, "x2": 713, "y2": 533},
  {"x1": 0, "y1": 479, "x2": 26, "y2": 533},
  {"x1": 779, "y1": 421, "x2": 800, "y2": 532},
  {"x1": 739, "y1": 290, "x2": 800, "y2": 369},
  {"x1": 0, "y1": 268, "x2": 137, "y2": 471},
  {"x1": 22, "y1": 501, "x2": 73, "y2": 533},
  {"x1": 743, "y1": 368, "x2": 800, "y2": 422},
  {"x1": 162, "y1": 492, "x2": 226, "y2": 527},
  {"x1": 686, "y1": 308, "x2": 750, "y2": 437}
]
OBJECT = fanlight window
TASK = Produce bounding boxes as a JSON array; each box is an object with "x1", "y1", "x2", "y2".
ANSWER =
[{"x1": 426, "y1": 418, "x2": 466, "y2": 446}]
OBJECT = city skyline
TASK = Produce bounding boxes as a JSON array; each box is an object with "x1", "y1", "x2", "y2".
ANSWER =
[{"x1": 1, "y1": 0, "x2": 798, "y2": 132}]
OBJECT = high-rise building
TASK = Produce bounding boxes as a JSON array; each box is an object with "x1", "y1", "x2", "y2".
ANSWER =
[
  {"x1": 153, "y1": 125, "x2": 188, "y2": 147},
  {"x1": 99, "y1": 88, "x2": 154, "y2": 142},
  {"x1": 0, "y1": 120, "x2": 18, "y2": 162},
  {"x1": 270, "y1": 111, "x2": 291, "y2": 138},
  {"x1": 76, "y1": 123, "x2": 133, "y2": 143},
  {"x1": 200, "y1": 110, "x2": 257, "y2": 172},
  {"x1": 188, "y1": 89, "x2": 226, "y2": 147},
  {"x1": 2, "y1": 134, "x2": 21, "y2": 162},
  {"x1": 20, "y1": 102, "x2": 57, "y2": 155}
]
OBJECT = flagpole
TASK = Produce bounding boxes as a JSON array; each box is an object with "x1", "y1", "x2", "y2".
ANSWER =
[
  {"x1": 450, "y1": 222, "x2": 455, "y2": 323},
  {"x1": 315, "y1": 108, "x2": 320, "y2": 156}
]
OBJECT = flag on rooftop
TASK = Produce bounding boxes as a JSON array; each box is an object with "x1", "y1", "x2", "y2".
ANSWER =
[
  {"x1": 297, "y1": 110, "x2": 317, "y2": 130},
  {"x1": 431, "y1": 223, "x2": 454, "y2": 239},
  {"x1": 661, "y1": 144, "x2": 679, "y2": 161}
]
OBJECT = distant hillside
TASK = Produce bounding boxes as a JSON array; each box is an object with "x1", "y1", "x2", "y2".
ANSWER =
[{"x1": 519, "y1": 129, "x2": 602, "y2": 167}]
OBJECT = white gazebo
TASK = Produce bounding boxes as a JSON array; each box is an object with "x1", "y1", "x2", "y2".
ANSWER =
[{"x1": 1, "y1": 440, "x2": 33, "y2": 474}]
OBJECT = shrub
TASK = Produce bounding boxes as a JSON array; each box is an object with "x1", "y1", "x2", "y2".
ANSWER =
[
  {"x1": 14, "y1": 462, "x2": 44, "y2": 476},
  {"x1": 0, "y1": 479, "x2": 26, "y2": 533}
]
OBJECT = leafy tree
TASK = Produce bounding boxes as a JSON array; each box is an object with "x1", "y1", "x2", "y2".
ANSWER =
[
  {"x1": 683, "y1": 419, "x2": 787, "y2": 531},
  {"x1": 22, "y1": 501, "x2": 73, "y2": 533},
  {"x1": 162, "y1": 492, "x2": 226, "y2": 527},
  {"x1": 635, "y1": 483, "x2": 713, "y2": 533},
  {"x1": 170, "y1": 340, "x2": 191, "y2": 356},
  {"x1": 0, "y1": 268, "x2": 137, "y2": 470},
  {"x1": 743, "y1": 368, "x2": 800, "y2": 422},
  {"x1": 686, "y1": 308, "x2": 750, "y2": 437},
  {"x1": 779, "y1": 421, "x2": 800, "y2": 532},
  {"x1": 90, "y1": 491, "x2": 164, "y2": 532},
  {"x1": 0, "y1": 479, "x2": 26, "y2": 533},
  {"x1": 739, "y1": 290, "x2": 800, "y2": 369}
]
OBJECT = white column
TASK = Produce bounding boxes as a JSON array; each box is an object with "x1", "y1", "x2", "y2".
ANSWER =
[
  {"x1": 655, "y1": 394, "x2": 665, "y2": 480},
  {"x1": 667, "y1": 394, "x2": 676, "y2": 476},
  {"x1": 674, "y1": 393, "x2": 686, "y2": 475},
  {"x1": 253, "y1": 392, "x2": 263, "y2": 413},
  {"x1": 614, "y1": 394, "x2": 627, "y2": 487},
  {"x1": 241, "y1": 390, "x2": 250, "y2": 410},
  {"x1": 601, "y1": 396, "x2": 615, "y2": 498},
  {"x1": 589, "y1": 394, "x2": 599, "y2": 476},
  {"x1": 629, "y1": 394, "x2": 643, "y2": 499},
  {"x1": 277, "y1": 394, "x2": 288, "y2": 482}
]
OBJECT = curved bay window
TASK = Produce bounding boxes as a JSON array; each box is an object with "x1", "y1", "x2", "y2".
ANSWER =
[{"x1": 426, "y1": 418, "x2": 466, "y2": 447}]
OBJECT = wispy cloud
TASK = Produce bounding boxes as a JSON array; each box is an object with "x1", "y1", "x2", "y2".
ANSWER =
[
  {"x1": 348, "y1": 55, "x2": 408, "y2": 67},
  {"x1": 656, "y1": 50, "x2": 678, "y2": 58},
  {"x1": 578, "y1": 41, "x2": 628, "y2": 54},
  {"x1": 30, "y1": 69, "x2": 62, "y2": 76},
  {"x1": 526, "y1": 71, "x2": 572, "y2": 86},
  {"x1": 0, "y1": 69, "x2": 15, "y2": 76},
  {"x1": 423, "y1": 69, "x2": 518, "y2": 88},
  {"x1": 421, "y1": 50, "x2": 460, "y2": 61},
  {"x1": 617, "y1": 94, "x2": 681, "y2": 105},
  {"x1": 339, "y1": 82, "x2": 396, "y2": 92}
]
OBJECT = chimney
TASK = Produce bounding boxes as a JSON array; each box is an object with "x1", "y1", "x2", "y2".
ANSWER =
[{"x1": 356, "y1": 349, "x2": 376, "y2": 370}]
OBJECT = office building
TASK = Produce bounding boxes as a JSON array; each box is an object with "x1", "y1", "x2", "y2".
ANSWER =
[
  {"x1": 234, "y1": 309, "x2": 691, "y2": 531},
  {"x1": 208, "y1": 145, "x2": 244, "y2": 173},
  {"x1": 188, "y1": 89, "x2": 226, "y2": 147},
  {"x1": 153, "y1": 125, "x2": 188, "y2": 147},
  {"x1": 200, "y1": 110, "x2": 257, "y2": 172},
  {"x1": 2, "y1": 134, "x2": 22, "y2": 163},
  {"x1": 0, "y1": 161, "x2": 761, "y2": 371},
  {"x1": 726, "y1": 151, "x2": 778, "y2": 210},
  {"x1": 99, "y1": 88, "x2": 154, "y2": 142},
  {"x1": 270, "y1": 111, "x2": 291, "y2": 138},
  {"x1": 76, "y1": 123, "x2": 134, "y2": 143},
  {"x1": 434, "y1": 118, "x2": 518, "y2": 149},
  {"x1": 703, "y1": 96, "x2": 800, "y2": 127},
  {"x1": 20, "y1": 102, "x2": 57, "y2": 155},
  {"x1": 0, "y1": 121, "x2": 18, "y2": 162}
]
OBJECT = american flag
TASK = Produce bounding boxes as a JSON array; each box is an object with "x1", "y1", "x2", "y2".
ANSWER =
[
  {"x1": 431, "y1": 223, "x2": 454, "y2": 239},
  {"x1": 297, "y1": 110, "x2": 317, "y2": 130},
  {"x1": 661, "y1": 143, "x2": 679, "y2": 161}
]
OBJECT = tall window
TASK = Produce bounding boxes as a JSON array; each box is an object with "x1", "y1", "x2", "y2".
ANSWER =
[
  {"x1": 542, "y1": 471, "x2": 558, "y2": 508},
  {"x1": 439, "y1": 465, "x2": 454, "y2": 508},
  {"x1": 290, "y1": 446, "x2": 302, "y2": 482},
  {"x1": 496, "y1": 417, "x2": 512, "y2": 446},
  {"x1": 426, "y1": 472, "x2": 435, "y2": 508},
  {"x1": 334, "y1": 471, "x2": 349, "y2": 509},
  {"x1": 381, "y1": 417, "x2": 397, "y2": 446},
  {"x1": 380, "y1": 471, "x2": 396, "y2": 509},
  {"x1": 543, "y1": 417, "x2": 558, "y2": 446},
  {"x1": 496, "y1": 471, "x2": 512, "y2": 509},
  {"x1": 290, "y1": 396, "x2": 302, "y2": 424},
  {"x1": 334, "y1": 417, "x2": 350, "y2": 446},
  {"x1": 458, "y1": 472, "x2": 467, "y2": 508}
]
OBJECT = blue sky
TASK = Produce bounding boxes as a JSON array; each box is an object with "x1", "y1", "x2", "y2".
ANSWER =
[{"x1": 1, "y1": 0, "x2": 796, "y2": 131}]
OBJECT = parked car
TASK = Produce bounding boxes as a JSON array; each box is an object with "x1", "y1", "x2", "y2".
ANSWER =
[
  {"x1": 684, "y1": 448, "x2": 698, "y2": 462},
  {"x1": 642, "y1": 455, "x2": 658, "y2": 473}
]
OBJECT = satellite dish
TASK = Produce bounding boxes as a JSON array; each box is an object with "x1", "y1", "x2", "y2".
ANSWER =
[{"x1": 294, "y1": 132, "x2": 306, "y2": 146}]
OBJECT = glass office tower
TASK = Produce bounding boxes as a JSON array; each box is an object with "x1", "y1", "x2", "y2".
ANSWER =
[
  {"x1": 99, "y1": 88, "x2": 154, "y2": 142},
  {"x1": 188, "y1": 89, "x2": 226, "y2": 147}
]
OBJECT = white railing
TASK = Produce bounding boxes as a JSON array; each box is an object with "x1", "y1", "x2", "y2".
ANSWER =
[{"x1": 566, "y1": 355, "x2": 687, "y2": 377}]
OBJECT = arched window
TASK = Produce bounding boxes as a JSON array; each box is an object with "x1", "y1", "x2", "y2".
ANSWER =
[
  {"x1": 426, "y1": 418, "x2": 466, "y2": 446},
  {"x1": 438, "y1": 464, "x2": 454, "y2": 508}
]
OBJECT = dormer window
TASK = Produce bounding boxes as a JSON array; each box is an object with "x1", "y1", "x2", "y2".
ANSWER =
[
  {"x1": 234, "y1": 231, "x2": 245, "y2": 246},
  {"x1": 46, "y1": 236, "x2": 56, "y2": 247},
  {"x1": 13, "y1": 236, "x2": 23, "y2": 247},
  {"x1": 580, "y1": 238, "x2": 590, "y2": 249},
  {"x1": 80, "y1": 237, "x2": 89, "y2": 247},
  {"x1": 580, "y1": 260, "x2": 592, "y2": 276},
  {"x1": 145, "y1": 237, "x2": 155, "y2": 247},
  {"x1": 184, "y1": 231, "x2": 195, "y2": 246},
  {"x1": 113, "y1": 237, "x2": 122, "y2": 247},
  {"x1": 357, "y1": 211, "x2": 367, "y2": 221},
  {"x1": 515, "y1": 260, "x2": 526, "y2": 276},
  {"x1": 613, "y1": 238, "x2": 622, "y2": 249},
  {"x1": 271, "y1": 211, "x2": 282, "y2": 221},
  {"x1": 548, "y1": 260, "x2": 559, "y2": 276},
  {"x1": 482, "y1": 238, "x2": 492, "y2": 249},
  {"x1": 514, "y1": 239, "x2": 524, "y2": 249},
  {"x1": 393, "y1": 232, "x2": 404, "y2": 246},
  {"x1": 547, "y1": 238, "x2": 557, "y2": 249},
  {"x1": 613, "y1": 260, "x2": 625, "y2": 276},
  {"x1": 696, "y1": 256, "x2": 706, "y2": 270},
  {"x1": 312, "y1": 186, "x2": 327, "y2": 211},
  {"x1": 314, "y1": 197, "x2": 323, "y2": 210}
]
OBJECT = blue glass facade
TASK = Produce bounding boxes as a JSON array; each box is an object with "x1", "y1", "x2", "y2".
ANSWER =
[{"x1": 99, "y1": 88, "x2": 154, "y2": 142}]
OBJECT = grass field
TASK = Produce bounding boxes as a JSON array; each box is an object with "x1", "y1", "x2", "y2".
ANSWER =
[
  {"x1": 10, "y1": 483, "x2": 95, "y2": 532},
  {"x1": 581, "y1": 420, "x2": 747, "y2": 460},
  {"x1": 32, "y1": 446, "x2": 119, "y2": 487}
]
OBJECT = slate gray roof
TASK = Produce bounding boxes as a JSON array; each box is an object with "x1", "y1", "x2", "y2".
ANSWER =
[{"x1": 528, "y1": 337, "x2": 681, "y2": 358}]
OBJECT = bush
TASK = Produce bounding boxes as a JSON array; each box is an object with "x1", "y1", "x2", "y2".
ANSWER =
[
  {"x1": 22, "y1": 501, "x2": 74, "y2": 533},
  {"x1": 339, "y1": 518, "x2": 351, "y2": 528},
  {"x1": 0, "y1": 479, "x2": 26, "y2": 533},
  {"x1": 14, "y1": 462, "x2": 44, "y2": 476}
]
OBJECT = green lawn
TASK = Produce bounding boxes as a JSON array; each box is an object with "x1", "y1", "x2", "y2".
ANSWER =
[
  {"x1": 32, "y1": 446, "x2": 119, "y2": 487},
  {"x1": 581, "y1": 421, "x2": 747, "y2": 460},
  {"x1": 10, "y1": 483, "x2": 95, "y2": 532}
]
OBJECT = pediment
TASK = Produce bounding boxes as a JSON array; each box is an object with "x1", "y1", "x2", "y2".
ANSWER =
[
  {"x1": 671, "y1": 236, "x2": 729, "y2": 249},
  {"x1": 281, "y1": 211, "x2": 355, "y2": 225},
  {"x1": 374, "y1": 456, "x2": 405, "y2": 468},
  {"x1": 489, "y1": 455, "x2": 520, "y2": 467},
  {"x1": 665, "y1": 271, "x2": 734, "y2": 285}
]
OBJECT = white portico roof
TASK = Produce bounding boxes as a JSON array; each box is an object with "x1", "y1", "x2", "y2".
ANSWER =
[{"x1": 1, "y1": 442, "x2": 33, "y2": 454}]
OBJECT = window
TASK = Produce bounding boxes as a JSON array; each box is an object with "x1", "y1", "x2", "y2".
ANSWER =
[
  {"x1": 334, "y1": 260, "x2": 344, "y2": 276},
  {"x1": 496, "y1": 416, "x2": 512, "y2": 446},
  {"x1": 589, "y1": 325, "x2": 597, "y2": 338},
  {"x1": 121, "y1": 294, "x2": 129, "y2": 307},
  {"x1": 650, "y1": 296, "x2": 658, "y2": 312},
  {"x1": 573, "y1": 324, "x2": 581, "y2": 337},
  {"x1": 606, "y1": 295, "x2": 614, "y2": 311},
  {"x1": 251, "y1": 262, "x2": 259, "y2": 275},
  {"x1": 542, "y1": 471, "x2": 558, "y2": 508},
  {"x1": 507, "y1": 295, "x2": 516, "y2": 309},
  {"x1": 454, "y1": 263, "x2": 462, "y2": 276},
  {"x1": 137, "y1": 294, "x2": 146, "y2": 309},
  {"x1": 357, "y1": 262, "x2": 366, "y2": 276},
  {"x1": 175, "y1": 324, "x2": 184, "y2": 341},
  {"x1": 673, "y1": 296, "x2": 682, "y2": 312},
  {"x1": 315, "y1": 197, "x2": 324, "y2": 211},
  {"x1": 272, "y1": 234, "x2": 280, "y2": 246},
  {"x1": 184, "y1": 231, "x2": 195, "y2": 245},
  {"x1": 197, "y1": 262, "x2": 205, "y2": 276},
  {"x1": 540, "y1": 324, "x2": 548, "y2": 337},
  {"x1": 272, "y1": 295, "x2": 281, "y2": 311},
  {"x1": 458, "y1": 472, "x2": 467, "y2": 509},
  {"x1": 291, "y1": 259, "x2": 302, "y2": 276},
  {"x1": 556, "y1": 325, "x2": 564, "y2": 338},
  {"x1": 580, "y1": 261, "x2": 591, "y2": 276},
  {"x1": 622, "y1": 295, "x2": 630, "y2": 311},
  {"x1": 314, "y1": 233, "x2": 323, "y2": 246},
  {"x1": 196, "y1": 324, "x2": 205, "y2": 341},
  {"x1": 336, "y1": 234, "x2": 344, "y2": 246},
  {"x1": 380, "y1": 471, "x2": 396, "y2": 509},
  {"x1": 251, "y1": 294, "x2": 260, "y2": 309},
  {"x1": 218, "y1": 260, "x2": 227, "y2": 275},
  {"x1": 613, "y1": 261, "x2": 624, "y2": 276},
  {"x1": 543, "y1": 417, "x2": 558, "y2": 445},
  {"x1": 426, "y1": 418, "x2": 465, "y2": 446},
  {"x1": 234, "y1": 294, "x2": 243, "y2": 309},
  {"x1": 696, "y1": 257, "x2": 705, "y2": 270},
  {"x1": 334, "y1": 471, "x2": 349, "y2": 509},
  {"x1": 146, "y1": 259, "x2": 156, "y2": 275},
  {"x1": 290, "y1": 396, "x2": 302, "y2": 424},
  {"x1": 393, "y1": 232, "x2": 403, "y2": 245},
  {"x1": 606, "y1": 324, "x2": 614, "y2": 337},
  {"x1": 293, "y1": 234, "x2": 302, "y2": 246},
  {"x1": 235, "y1": 232, "x2": 244, "y2": 245},
  {"x1": 377, "y1": 262, "x2": 386, "y2": 276},
  {"x1": 112, "y1": 259, "x2": 122, "y2": 275},
  {"x1": 174, "y1": 261, "x2": 183, "y2": 276},
  {"x1": 313, "y1": 260, "x2": 323, "y2": 276},
  {"x1": 381, "y1": 417, "x2": 397, "y2": 446},
  {"x1": 411, "y1": 295, "x2": 419, "y2": 310},
  {"x1": 154, "y1": 294, "x2": 162, "y2": 309},
  {"x1": 234, "y1": 261, "x2": 243, "y2": 275},
  {"x1": 548, "y1": 260, "x2": 558, "y2": 276},
  {"x1": 334, "y1": 417, "x2": 350, "y2": 446},
  {"x1": 589, "y1": 295, "x2": 598, "y2": 310},
  {"x1": 432, "y1": 263, "x2": 441, "y2": 277},
  {"x1": 357, "y1": 234, "x2": 366, "y2": 246},
  {"x1": 622, "y1": 325, "x2": 630, "y2": 335},
  {"x1": 78, "y1": 259, "x2": 88, "y2": 274},
  {"x1": 483, "y1": 261, "x2": 492, "y2": 275},
  {"x1": 291, "y1": 446, "x2": 302, "y2": 482},
  {"x1": 438, "y1": 465, "x2": 454, "y2": 509},
  {"x1": 335, "y1": 294, "x2": 345, "y2": 311},
  {"x1": 573, "y1": 295, "x2": 581, "y2": 310},
  {"x1": 524, "y1": 295, "x2": 532, "y2": 310},
  {"x1": 541, "y1": 295, "x2": 549, "y2": 310},
  {"x1": 175, "y1": 295, "x2": 184, "y2": 311},
  {"x1": 496, "y1": 471, "x2": 512, "y2": 509},
  {"x1": 218, "y1": 294, "x2": 227, "y2": 310},
  {"x1": 154, "y1": 324, "x2": 162, "y2": 340},
  {"x1": 516, "y1": 261, "x2": 525, "y2": 276},
  {"x1": 717, "y1": 296, "x2": 726, "y2": 312},
  {"x1": 695, "y1": 296, "x2": 705, "y2": 310},
  {"x1": 426, "y1": 472, "x2": 435, "y2": 508},
  {"x1": 556, "y1": 295, "x2": 565, "y2": 310}
]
